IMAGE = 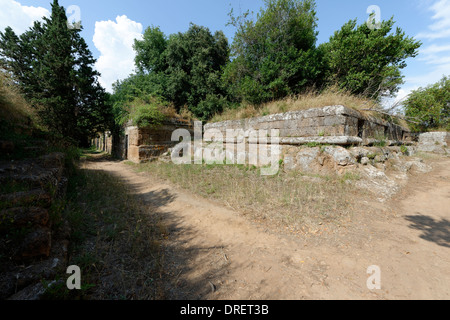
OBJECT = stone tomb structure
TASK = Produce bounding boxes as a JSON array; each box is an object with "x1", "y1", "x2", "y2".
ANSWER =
[
  {"x1": 124, "y1": 118, "x2": 193, "y2": 163},
  {"x1": 94, "y1": 105, "x2": 413, "y2": 165},
  {"x1": 196, "y1": 105, "x2": 411, "y2": 170},
  {"x1": 204, "y1": 105, "x2": 410, "y2": 146}
]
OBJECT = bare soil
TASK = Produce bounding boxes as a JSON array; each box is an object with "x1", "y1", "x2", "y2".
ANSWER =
[{"x1": 84, "y1": 156, "x2": 450, "y2": 300}]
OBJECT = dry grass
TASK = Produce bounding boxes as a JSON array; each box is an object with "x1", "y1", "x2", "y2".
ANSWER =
[
  {"x1": 211, "y1": 86, "x2": 381, "y2": 123},
  {"x1": 160, "y1": 104, "x2": 195, "y2": 122},
  {"x1": 129, "y1": 161, "x2": 362, "y2": 234},
  {"x1": 0, "y1": 72, "x2": 37, "y2": 127},
  {"x1": 159, "y1": 104, "x2": 197, "y2": 122},
  {"x1": 45, "y1": 152, "x2": 167, "y2": 300}
]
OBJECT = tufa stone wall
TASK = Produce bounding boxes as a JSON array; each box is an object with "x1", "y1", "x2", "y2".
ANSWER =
[
  {"x1": 417, "y1": 132, "x2": 450, "y2": 154},
  {"x1": 0, "y1": 153, "x2": 70, "y2": 299},
  {"x1": 92, "y1": 119, "x2": 194, "y2": 163},
  {"x1": 205, "y1": 105, "x2": 409, "y2": 146},
  {"x1": 94, "y1": 107, "x2": 449, "y2": 170}
]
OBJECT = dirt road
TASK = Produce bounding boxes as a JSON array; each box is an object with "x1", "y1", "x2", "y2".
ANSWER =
[{"x1": 85, "y1": 157, "x2": 450, "y2": 300}]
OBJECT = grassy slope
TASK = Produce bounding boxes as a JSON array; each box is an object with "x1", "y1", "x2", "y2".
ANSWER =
[
  {"x1": 0, "y1": 72, "x2": 37, "y2": 132},
  {"x1": 0, "y1": 72, "x2": 50, "y2": 160},
  {"x1": 211, "y1": 87, "x2": 409, "y2": 129}
]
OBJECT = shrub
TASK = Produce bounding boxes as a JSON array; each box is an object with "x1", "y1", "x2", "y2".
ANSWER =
[
  {"x1": 404, "y1": 76, "x2": 450, "y2": 132},
  {"x1": 118, "y1": 96, "x2": 167, "y2": 128},
  {"x1": 130, "y1": 103, "x2": 166, "y2": 128}
]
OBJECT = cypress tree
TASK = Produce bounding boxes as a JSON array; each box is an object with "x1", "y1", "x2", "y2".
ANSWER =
[{"x1": 0, "y1": 0, "x2": 111, "y2": 144}]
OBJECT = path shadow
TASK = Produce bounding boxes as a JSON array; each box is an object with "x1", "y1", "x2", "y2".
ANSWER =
[
  {"x1": 405, "y1": 215, "x2": 450, "y2": 248},
  {"x1": 97, "y1": 164, "x2": 236, "y2": 300},
  {"x1": 75, "y1": 165, "x2": 237, "y2": 300},
  {"x1": 140, "y1": 188, "x2": 176, "y2": 208}
]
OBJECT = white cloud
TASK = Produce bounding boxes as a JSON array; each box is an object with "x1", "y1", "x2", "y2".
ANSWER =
[
  {"x1": 411, "y1": 0, "x2": 449, "y2": 90},
  {"x1": 417, "y1": 29, "x2": 450, "y2": 40},
  {"x1": 416, "y1": 0, "x2": 450, "y2": 39},
  {"x1": 419, "y1": 55, "x2": 450, "y2": 65},
  {"x1": 427, "y1": 0, "x2": 450, "y2": 30},
  {"x1": 382, "y1": 87, "x2": 418, "y2": 111},
  {"x1": 93, "y1": 15, "x2": 143, "y2": 92},
  {"x1": 396, "y1": 0, "x2": 450, "y2": 104},
  {"x1": 418, "y1": 44, "x2": 450, "y2": 65},
  {"x1": 396, "y1": 88, "x2": 415, "y2": 102},
  {"x1": 406, "y1": 63, "x2": 450, "y2": 87},
  {"x1": 419, "y1": 44, "x2": 450, "y2": 55},
  {"x1": 0, "y1": 0, "x2": 50, "y2": 35}
]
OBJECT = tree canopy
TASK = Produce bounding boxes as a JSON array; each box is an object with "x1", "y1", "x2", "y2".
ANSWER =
[
  {"x1": 223, "y1": 0, "x2": 324, "y2": 105},
  {"x1": 404, "y1": 76, "x2": 450, "y2": 132},
  {"x1": 124, "y1": 23, "x2": 229, "y2": 120},
  {"x1": 321, "y1": 17, "x2": 421, "y2": 99},
  {"x1": 117, "y1": 0, "x2": 421, "y2": 123},
  {"x1": 2, "y1": 0, "x2": 427, "y2": 134},
  {"x1": 0, "y1": 0, "x2": 111, "y2": 145}
]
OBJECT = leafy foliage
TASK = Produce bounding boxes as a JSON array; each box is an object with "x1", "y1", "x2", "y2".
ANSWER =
[
  {"x1": 111, "y1": 0, "x2": 423, "y2": 124},
  {"x1": 2, "y1": 0, "x2": 425, "y2": 134},
  {"x1": 321, "y1": 17, "x2": 421, "y2": 99},
  {"x1": 134, "y1": 26, "x2": 168, "y2": 74},
  {"x1": 117, "y1": 95, "x2": 167, "y2": 128},
  {"x1": 190, "y1": 94, "x2": 229, "y2": 121},
  {"x1": 223, "y1": 0, "x2": 324, "y2": 105},
  {"x1": 404, "y1": 76, "x2": 450, "y2": 132},
  {"x1": 129, "y1": 23, "x2": 229, "y2": 120}
]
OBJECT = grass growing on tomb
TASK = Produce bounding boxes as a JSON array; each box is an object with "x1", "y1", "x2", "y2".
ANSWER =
[{"x1": 210, "y1": 86, "x2": 383, "y2": 123}]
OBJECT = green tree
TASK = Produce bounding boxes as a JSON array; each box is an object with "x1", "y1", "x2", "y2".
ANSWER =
[
  {"x1": 0, "y1": 0, "x2": 111, "y2": 145},
  {"x1": 321, "y1": 17, "x2": 421, "y2": 100},
  {"x1": 133, "y1": 26, "x2": 168, "y2": 74},
  {"x1": 0, "y1": 23, "x2": 45, "y2": 102},
  {"x1": 404, "y1": 76, "x2": 450, "y2": 132},
  {"x1": 122, "y1": 23, "x2": 230, "y2": 120},
  {"x1": 164, "y1": 24, "x2": 229, "y2": 115},
  {"x1": 223, "y1": 0, "x2": 323, "y2": 105}
]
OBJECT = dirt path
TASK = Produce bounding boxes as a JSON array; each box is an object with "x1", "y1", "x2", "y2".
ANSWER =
[{"x1": 84, "y1": 158, "x2": 450, "y2": 300}]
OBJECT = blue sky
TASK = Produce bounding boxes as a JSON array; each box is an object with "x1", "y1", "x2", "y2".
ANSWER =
[{"x1": 1, "y1": 0, "x2": 450, "y2": 105}]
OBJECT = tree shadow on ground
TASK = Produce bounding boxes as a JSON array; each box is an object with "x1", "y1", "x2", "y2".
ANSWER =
[
  {"x1": 86, "y1": 160, "x2": 235, "y2": 300},
  {"x1": 79, "y1": 155, "x2": 251, "y2": 300},
  {"x1": 135, "y1": 187, "x2": 235, "y2": 300},
  {"x1": 405, "y1": 215, "x2": 450, "y2": 248}
]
